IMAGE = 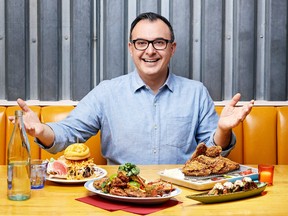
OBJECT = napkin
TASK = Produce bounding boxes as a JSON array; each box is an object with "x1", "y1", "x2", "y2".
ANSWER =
[{"x1": 76, "y1": 195, "x2": 181, "y2": 215}]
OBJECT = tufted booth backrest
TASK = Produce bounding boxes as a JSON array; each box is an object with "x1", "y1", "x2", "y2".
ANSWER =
[
  {"x1": 1, "y1": 105, "x2": 288, "y2": 165},
  {"x1": 277, "y1": 107, "x2": 288, "y2": 164},
  {"x1": 5, "y1": 106, "x2": 41, "y2": 162},
  {"x1": 0, "y1": 107, "x2": 6, "y2": 165},
  {"x1": 243, "y1": 107, "x2": 277, "y2": 164},
  {"x1": 40, "y1": 106, "x2": 107, "y2": 165},
  {"x1": 215, "y1": 106, "x2": 243, "y2": 164}
]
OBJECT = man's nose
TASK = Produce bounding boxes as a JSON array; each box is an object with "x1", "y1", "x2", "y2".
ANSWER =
[{"x1": 145, "y1": 42, "x2": 156, "y2": 53}]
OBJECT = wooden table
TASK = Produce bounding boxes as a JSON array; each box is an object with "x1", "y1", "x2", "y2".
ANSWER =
[{"x1": 1, "y1": 165, "x2": 288, "y2": 216}]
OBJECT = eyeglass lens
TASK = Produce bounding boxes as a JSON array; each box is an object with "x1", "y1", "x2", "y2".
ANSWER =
[{"x1": 133, "y1": 39, "x2": 168, "y2": 50}]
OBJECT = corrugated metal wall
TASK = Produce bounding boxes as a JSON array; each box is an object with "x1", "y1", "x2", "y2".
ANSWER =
[{"x1": 0, "y1": 0, "x2": 287, "y2": 102}]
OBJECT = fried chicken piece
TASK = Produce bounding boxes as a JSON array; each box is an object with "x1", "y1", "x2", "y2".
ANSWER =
[
  {"x1": 111, "y1": 176, "x2": 128, "y2": 188},
  {"x1": 117, "y1": 171, "x2": 130, "y2": 183},
  {"x1": 189, "y1": 143, "x2": 207, "y2": 161},
  {"x1": 216, "y1": 156, "x2": 240, "y2": 174},
  {"x1": 182, "y1": 160, "x2": 211, "y2": 176},
  {"x1": 182, "y1": 143, "x2": 240, "y2": 176},
  {"x1": 194, "y1": 155, "x2": 225, "y2": 174},
  {"x1": 124, "y1": 187, "x2": 146, "y2": 197},
  {"x1": 205, "y1": 145, "x2": 222, "y2": 157},
  {"x1": 109, "y1": 187, "x2": 128, "y2": 196},
  {"x1": 93, "y1": 177, "x2": 108, "y2": 190}
]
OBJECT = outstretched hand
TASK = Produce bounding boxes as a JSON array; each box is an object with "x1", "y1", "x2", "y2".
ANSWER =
[
  {"x1": 218, "y1": 93, "x2": 254, "y2": 130},
  {"x1": 8, "y1": 98, "x2": 43, "y2": 137}
]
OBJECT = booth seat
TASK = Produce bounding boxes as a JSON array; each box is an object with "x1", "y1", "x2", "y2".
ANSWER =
[
  {"x1": 5, "y1": 106, "x2": 41, "y2": 163},
  {"x1": 40, "y1": 106, "x2": 106, "y2": 165},
  {"x1": 0, "y1": 107, "x2": 6, "y2": 165},
  {"x1": 1, "y1": 105, "x2": 288, "y2": 165}
]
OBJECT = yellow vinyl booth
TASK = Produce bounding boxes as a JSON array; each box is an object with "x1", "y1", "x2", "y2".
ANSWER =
[
  {"x1": 2, "y1": 104, "x2": 288, "y2": 165},
  {"x1": 5, "y1": 106, "x2": 41, "y2": 162},
  {"x1": 215, "y1": 106, "x2": 243, "y2": 164},
  {"x1": 40, "y1": 106, "x2": 107, "y2": 165},
  {"x1": 243, "y1": 107, "x2": 277, "y2": 164},
  {"x1": 277, "y1": 107, "x2": 288, "y2": 164},
  {"x1": 0, "y1": 107, "x2": 6, "y2": 165}
]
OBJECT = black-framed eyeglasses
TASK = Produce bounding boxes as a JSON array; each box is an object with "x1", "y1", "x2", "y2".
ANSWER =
[{"x1": 131, "y1": 38, "x2": 174, "y2": 51}]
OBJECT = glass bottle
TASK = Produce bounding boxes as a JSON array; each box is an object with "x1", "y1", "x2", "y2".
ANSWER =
[{"x1": 7, "y1": 110, "x2": 31, "y2": 201}]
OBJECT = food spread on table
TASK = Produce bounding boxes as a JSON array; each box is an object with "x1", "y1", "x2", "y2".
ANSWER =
[
  {"x1": 93, "y1": 163, "x2": 176, "y2": 198},
  {"x1": 47, "y1": 143, "x2": 102, "y2": 180},
  {"x1": 159, "y1": 143, "x2": 258, "y2": 190}
]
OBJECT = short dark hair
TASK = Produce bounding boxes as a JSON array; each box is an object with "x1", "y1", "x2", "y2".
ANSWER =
[{"x1": 129, "y1": 12, "x2": 175, "y2": 42}]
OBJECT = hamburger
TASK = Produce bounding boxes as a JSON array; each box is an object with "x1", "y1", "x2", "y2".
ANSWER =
[{"x1": 47, "y1": 143, "x2": 97, "y2": 180}]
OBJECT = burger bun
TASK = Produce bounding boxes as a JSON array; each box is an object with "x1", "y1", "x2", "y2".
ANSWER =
[{"x1": 64, "y1": 143, "x2": 90, "y2": 160}]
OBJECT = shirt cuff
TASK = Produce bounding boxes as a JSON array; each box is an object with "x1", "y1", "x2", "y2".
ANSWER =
[{"x1": 34, "y1": 138, "x2": 60, "y2": 154}]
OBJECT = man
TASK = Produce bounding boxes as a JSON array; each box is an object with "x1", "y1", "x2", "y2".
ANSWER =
[{"x1": 11, "y1": 12, "x2": 254, "y2": 165}]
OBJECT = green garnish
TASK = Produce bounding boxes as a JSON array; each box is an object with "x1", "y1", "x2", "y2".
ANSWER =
[
  {"x1": 128, "y1": 181, "x2": 141, "y2": 188},
  {"x1": 118, "y1": 163, "x2": 140, "y2": 177},
  {"x1": 109, "y1": 173, "x2": 117, "y2": 181}
]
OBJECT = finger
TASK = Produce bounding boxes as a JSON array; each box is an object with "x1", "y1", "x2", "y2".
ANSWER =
[
  {"x1": 249, "y1": 99, "x2": 255, "y2": 106},
  {"x1": 228, "y1": 93, "x2": 241, "y2": 107},
  {"x1": 244, "y1": 100, "x2": 254, "y2": 112},
  {"x1": 17, "y1": 98, "x2": 31, "y2": 113}
]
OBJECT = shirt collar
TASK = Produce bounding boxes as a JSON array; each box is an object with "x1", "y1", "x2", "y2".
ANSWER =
[{"x1": 131, "y1": 69, "x2": 174, "y2": 93}]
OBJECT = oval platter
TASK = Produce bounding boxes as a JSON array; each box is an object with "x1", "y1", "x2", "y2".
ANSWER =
[{"x1": 186, "y1": 182, "x2": 267, "y2": 204}]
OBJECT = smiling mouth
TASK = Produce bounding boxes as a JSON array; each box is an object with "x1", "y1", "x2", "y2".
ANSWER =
[{"x1": 143, "y1": 59, "x2": 160, "y2": 63}]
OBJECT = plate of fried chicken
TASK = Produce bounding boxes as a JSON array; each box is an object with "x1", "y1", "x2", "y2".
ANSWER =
[
  {"x1": 84, "y1": 179, "x2": 181, "y2": 204},
  {"x1": 159, "y1": 143, "x2": 258, "y2": 190},
  {"x1": 84, "y1": 163, "x2": 181, "y2": 204}
]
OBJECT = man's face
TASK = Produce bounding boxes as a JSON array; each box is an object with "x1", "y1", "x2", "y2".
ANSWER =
[{"x1": 128, "y1": 19, "x2": 176, "y2": 79}]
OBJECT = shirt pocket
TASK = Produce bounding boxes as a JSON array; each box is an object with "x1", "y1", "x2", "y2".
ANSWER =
[{"x1": 165, "y1": 116, "x2": 192, "y2": 148}]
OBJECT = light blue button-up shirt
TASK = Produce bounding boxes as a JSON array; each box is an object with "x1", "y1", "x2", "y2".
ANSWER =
[{"x1": 42, "y1": 70, "x2": 235, "y2": 164}]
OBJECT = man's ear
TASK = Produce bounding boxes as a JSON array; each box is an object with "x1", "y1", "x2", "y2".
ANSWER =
[
  {"x1": 171, "y1": 42, "x2": 177, "y2": 56},
  {"x1": 128, "y1": 42, "x2": 133, "y2": 56}
]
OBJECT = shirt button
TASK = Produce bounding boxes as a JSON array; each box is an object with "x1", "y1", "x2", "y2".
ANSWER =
[
  {"x1": 154, "y1": 125, "x2": 157, "y2": 130},
  {"x1": 153, "y1": 149, "x2": 157, "y2": 154}
]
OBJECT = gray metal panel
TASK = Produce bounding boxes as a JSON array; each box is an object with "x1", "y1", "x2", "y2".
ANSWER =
[
  {"x1": 0, "y1": 0, "x2": 5, "y2": 98},
  {"x1": 268, "y1": 0, "x2": 287, "y2": 101},
  {"x1": 5, "y1": 0, "x2": 27, "y2": 100},
  {"x1": 28, "y1": 0, "x2": 39, "y2": 99},
  {"x1": 201, "y1": 0, "x2": 223, "y2": 100},
  {"x1": 234, "y1": 0, "x2": 256, "y2": 101},
  {"x1": 169, "y1": 0, "x2": 191, "y2": 78},
  {"x1": 61, "y1": 0, "x2": 71, "y2": 100},
  {"x1": 192, "y1": 0, "x2": 202, "y2": 81},
  {"x1": 256, "y1": 0, "x2": 266, "y2": 100},
  {"x1": 38, "y1": 0, "x2": 60, "y2": 101},
  {"x1": 223, "y1": 0, "x2": 234, "y2": 99},
  {"x1": 92, "y1": 0, "x2": 98, "y2": 87},
  {"x1": 71, "y1": 0, "x2": 94, "y2": 101},
  {"x1": 138, "y1": 0, "x2": 160, "y2": 14},
  {"x1": 101, "y1": 0, "x2": 127, "y2": 80},
  {"x1": 1, "y1": 0, "x2": 288, "y2": 102}
]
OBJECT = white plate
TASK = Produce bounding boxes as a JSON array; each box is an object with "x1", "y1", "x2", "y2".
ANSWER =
[
  {"x1": 46, "y1": 167, "x2": 107, "y2": 184},
  {"x1": 159, "y1": 165, "x2": 259, "y2": 190},
  {"x1": 84, "y1": 179, "x2": 182, "y2": 204}
]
